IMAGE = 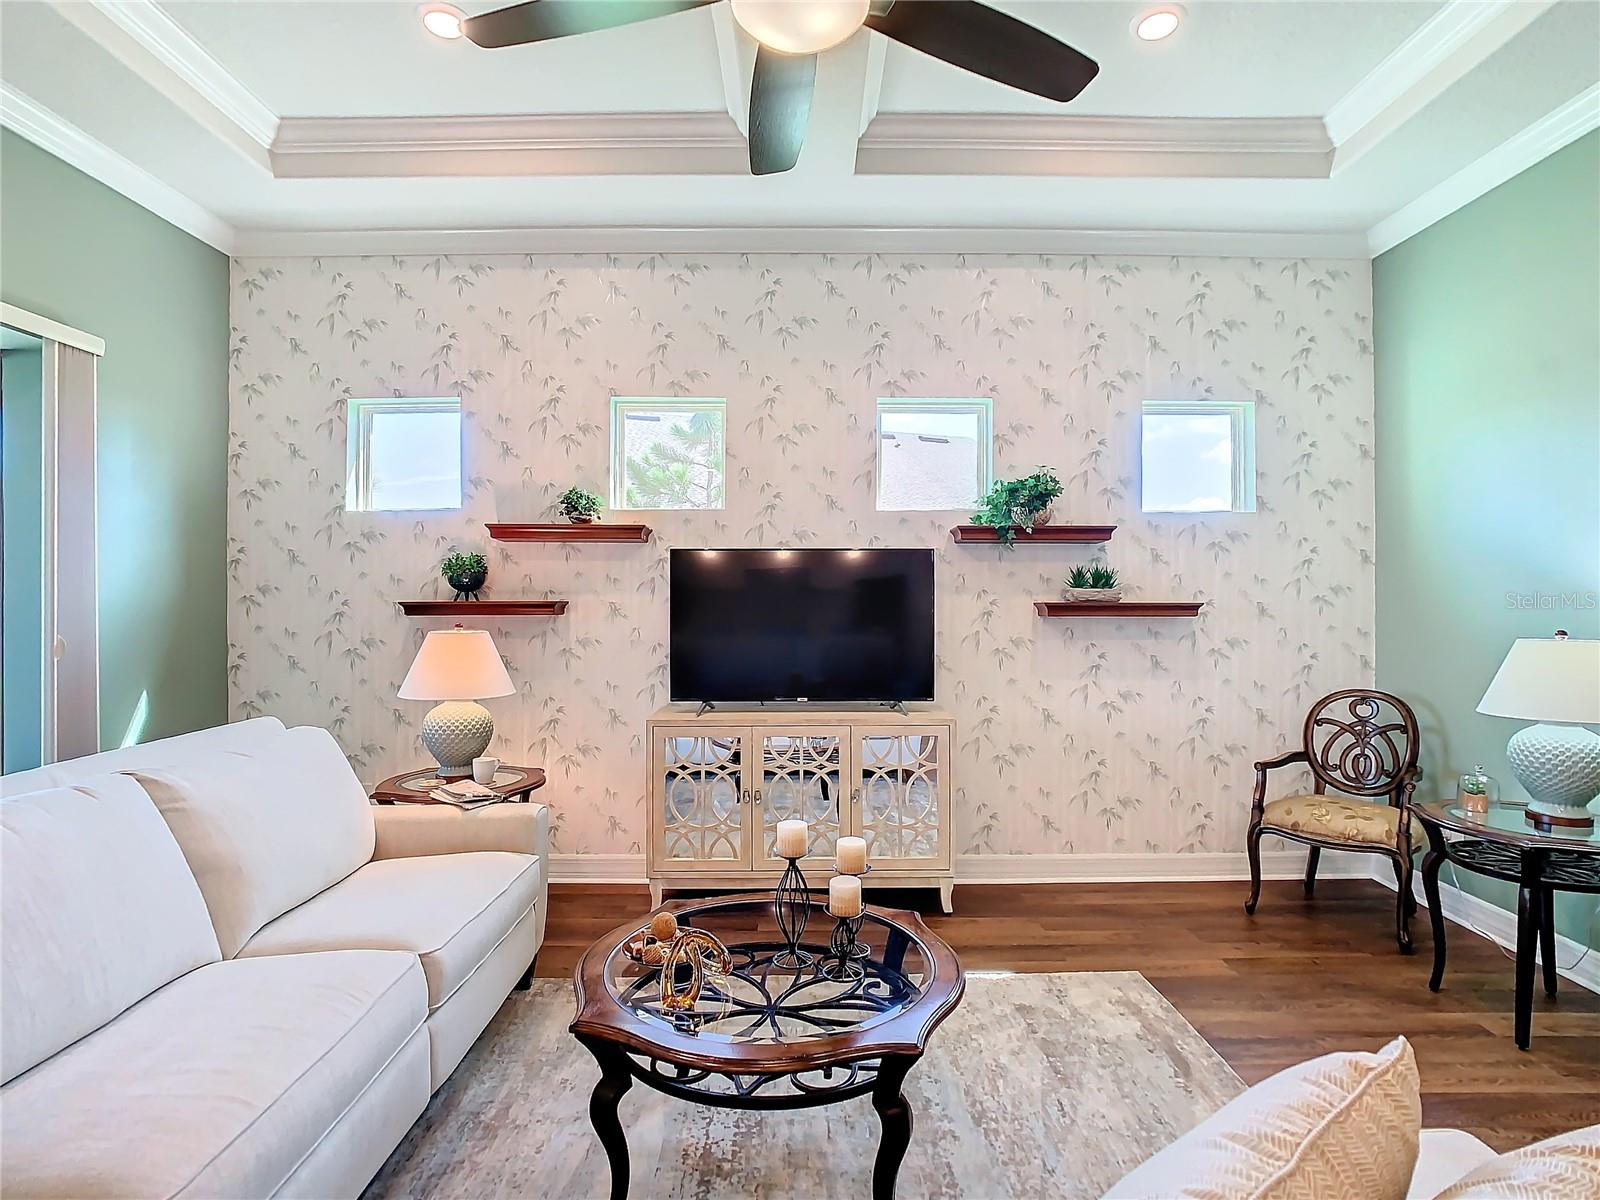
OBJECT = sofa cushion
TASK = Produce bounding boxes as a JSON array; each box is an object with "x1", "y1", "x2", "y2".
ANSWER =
[
  {"x1": 1, "y1": 775, "x2": 221, "y2": 1084},
  {"x1": 1435, "y1": 1123, "x2": 1600, "y2": 1199},
  {"x1": 1262, "y1": 794, "x2": 1402, "y2": 847},
  {"x1": 1408, "y1": 1130, "x2": 1499, "y2": 1199},
  {"x1": 0, "y1": 950, "x2": 428, "y2": 1200},
  {"x1": 238, "y1": 851, "x2": 542, "y2": 1012},
  {"x1": 129, "y1": 726, "x2": 376, "y2": 957},
  {"x1": 1105, "y1": 1036, "x2": 1422, "y2": 1200},
  {"x1": 0, "y1": 717, "x2": 286, "y2": 797}
]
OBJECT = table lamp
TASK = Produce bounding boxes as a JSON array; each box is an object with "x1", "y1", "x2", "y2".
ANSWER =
[
  {"x1": 397, "y1": 626, "x2": 515, "y2": 777},
  {"x1": 1476, "y1": 630, "x2": 1600, "y2": 830}
]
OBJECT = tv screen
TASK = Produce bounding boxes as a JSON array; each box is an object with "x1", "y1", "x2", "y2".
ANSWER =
[{"x1": 670, "y1": 549, "x2": 935, "y2": 703}]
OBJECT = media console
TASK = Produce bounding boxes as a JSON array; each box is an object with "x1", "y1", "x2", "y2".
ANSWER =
[{"x1": 646, "y1": 705, "x2": 956, "y2": 912}]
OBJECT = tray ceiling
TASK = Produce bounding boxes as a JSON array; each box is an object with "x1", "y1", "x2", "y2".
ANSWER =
[{"x1": 0, "y1": 0, "x2": 1595, "y2": 255}]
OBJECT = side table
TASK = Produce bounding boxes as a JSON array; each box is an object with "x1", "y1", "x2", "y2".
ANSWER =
[
  {"x1": 370, "y1": 765, "x2": 546, "y2": 805},
  {"x1": 1415, "y1": 799, "x2": 1600, "y2": 1050}
]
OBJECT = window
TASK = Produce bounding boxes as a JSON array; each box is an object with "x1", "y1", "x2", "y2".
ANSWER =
[
  {"x1": 611, "y1": 398, "x2": 726, "y2": 510},
  {"x1": 1140, "y1": 400, "x2": 1256, "y2": 513},
  {"x1": 875, "y1": 398, "x2": 992, "y2": 511},
  {"x1": 345, "y1": 396, "x2": 462, "y2": 512}
]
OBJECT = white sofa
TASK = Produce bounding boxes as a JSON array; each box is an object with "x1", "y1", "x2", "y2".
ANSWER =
[{"x1": 0, "y1": 717, "x2": 548, "y2": 1199}]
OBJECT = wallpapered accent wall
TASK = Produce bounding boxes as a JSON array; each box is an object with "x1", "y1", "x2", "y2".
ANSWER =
[{"x1": 228, "y1": 252, "x2": 1374, "y2": 861}]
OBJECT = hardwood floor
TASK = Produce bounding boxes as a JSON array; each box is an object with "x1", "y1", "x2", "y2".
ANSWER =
[{"x1": 539, "y1": 878, "x2": 1600, "y2": 1151}]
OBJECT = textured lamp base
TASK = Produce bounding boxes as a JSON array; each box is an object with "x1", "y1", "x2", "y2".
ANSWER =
[
  {"x1": 1507, "y1": 722, "x2": 1600, "y2": 831},
  {"x1": 422, "y1": 700, "x2": 494, "y2": 777}
]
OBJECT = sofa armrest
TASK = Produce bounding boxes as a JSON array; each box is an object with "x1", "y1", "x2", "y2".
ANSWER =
[{"x1": 371, "y1": 803, "x2": 549, "y2": 862}]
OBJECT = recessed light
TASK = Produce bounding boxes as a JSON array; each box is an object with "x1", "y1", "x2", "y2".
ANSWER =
[
  {"x1": 421, "y1": 3, "x2": 465, "y2": 40},
  {"x1": 1133, "y1": 6, "x2": 1182, "y2": 42}
]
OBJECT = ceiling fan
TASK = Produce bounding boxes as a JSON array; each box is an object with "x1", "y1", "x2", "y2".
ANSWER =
[{"x1": 462, "y1": 0, "x2": 1100, "y2": 175}]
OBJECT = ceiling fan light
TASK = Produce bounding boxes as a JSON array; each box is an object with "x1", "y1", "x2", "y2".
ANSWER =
[
  {"x1": 420, "y1": 3, "x2": 465, "y2": 40},
  {"x1": 1133, "y1": 7, "x2": 1183, "y2": 42},
  {"x1": 731, "y1": 0, "x2": 869, "y2": 55}
]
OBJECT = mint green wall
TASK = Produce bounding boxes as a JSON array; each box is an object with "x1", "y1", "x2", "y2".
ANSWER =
[
  {"x1": 0, "y1": 129, "x2": 229, "y2": 753},
  {"x1": 2, "y1": 342, "x2": 44, "y2": 770},
  {"x1": 1374, "y1": 131, "x2": 1600, "y2": 947}
]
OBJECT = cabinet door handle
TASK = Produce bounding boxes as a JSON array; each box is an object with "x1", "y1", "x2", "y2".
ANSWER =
[
  {"x1": 754, "y1": 788, "x2": 763, "y2": 804},
  {"x1": 739, "y1": 789, "x2": 749, "y2": 805}
]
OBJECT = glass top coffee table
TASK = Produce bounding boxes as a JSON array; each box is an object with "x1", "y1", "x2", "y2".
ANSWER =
[{"x1": 571, "y1": 893, "x2": 965, "y2": 1200}]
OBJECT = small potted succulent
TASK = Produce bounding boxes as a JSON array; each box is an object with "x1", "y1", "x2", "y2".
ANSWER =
[
  {"x1": 971, "y1": 468, "x2": 1065, "y2": 545},
  {"x1": 1062, "y1": 563, "x2": 1123, "y2": 603},
  {"x1": 441, "y1": 551, "x2": 488, "y2": 600},
  {"x1": 556, "y1": 486, "x2": 603, "y2": 524}
]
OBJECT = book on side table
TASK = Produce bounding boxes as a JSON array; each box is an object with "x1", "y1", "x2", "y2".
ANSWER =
[{"x1": 427, "y1": 779, "x2": 503, "y2": 810}]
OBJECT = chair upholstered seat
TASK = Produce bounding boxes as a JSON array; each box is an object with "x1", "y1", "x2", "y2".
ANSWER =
[{"x1": 1263, "y1": 794, "x2": 1402, "y2": 848}]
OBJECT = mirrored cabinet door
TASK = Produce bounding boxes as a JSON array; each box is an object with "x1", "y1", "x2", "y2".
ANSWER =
[
  {"x1": 654, "y1": 729, "x2": 749, "y2": 869},
  {"x1": 853, "y1": 727, "x2": 951, "y2": 868},
  {"x1": 753, "y1": 728, "x2": 848, "y2": 868}
]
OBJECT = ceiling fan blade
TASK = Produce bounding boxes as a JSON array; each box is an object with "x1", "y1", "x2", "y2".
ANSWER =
[
  {"x1": 464, "y1": 0, "x2": 715, "y2": 49},
  {"x1": 748, "y1": 47, "x2": 816, "y2": 176},
  {"x1": 864, "y1": 0, "x2": 1099, "y2": 103}
]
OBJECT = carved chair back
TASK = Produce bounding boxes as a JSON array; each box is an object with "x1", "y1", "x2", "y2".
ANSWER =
[{"x1": 1302, "y1": 689, "x2": 1420, "y2": 806}]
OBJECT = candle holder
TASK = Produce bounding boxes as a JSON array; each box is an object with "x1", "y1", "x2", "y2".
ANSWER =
[
  {"x1": 838, "y1": 863, "x2": 872, "y2": 960},
  {"x1": 819, "y1": 915, "x2": 865, "y2": 982},
  {"x1": 771, "y1": 854, "x2": 814, "y2": 970}
]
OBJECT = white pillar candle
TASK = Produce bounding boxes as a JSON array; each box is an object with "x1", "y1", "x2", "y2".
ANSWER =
[
  {"x1": 828, "y1": 873, "x2": 863, "y2": 918},
  {"x1": 835, "y1": 836, "x2": 868, "y2": 875},
  {"x1": 775, "y1": 819, "x2": 809, "y2": 859}
]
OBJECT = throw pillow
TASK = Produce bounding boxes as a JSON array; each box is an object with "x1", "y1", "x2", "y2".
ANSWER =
[{"x1": 1435, "y1": 1123, "x2": 1600, "y2": 1199}]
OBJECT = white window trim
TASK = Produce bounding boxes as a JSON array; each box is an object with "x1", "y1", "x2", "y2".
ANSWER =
[
  {"x1": 1140, "y1": 400, "x2": 1257, "y2": 514},
  {"x1": 610, "y1": 397, "x2": 727, "y2": 511},
  {"x1": 344, "y1": 396, "x2": 462, "y2": 513},
  {"x1": 874, "y1": 397, "x2": 994, "y2": 512}
]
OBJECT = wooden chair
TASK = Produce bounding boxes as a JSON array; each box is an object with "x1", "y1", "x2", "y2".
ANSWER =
[{"x1": 1244, "y1": 689, "x2": 1423, "y2": 953}]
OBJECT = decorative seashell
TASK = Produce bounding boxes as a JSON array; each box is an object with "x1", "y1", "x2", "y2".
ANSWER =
[{"x1": 649, "y1": 911, "x2": 679, "y2": 942}]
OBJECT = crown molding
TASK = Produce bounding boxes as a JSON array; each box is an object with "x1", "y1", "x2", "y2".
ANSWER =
[
  {"x1": 1327, "y1": 0, "x2": 1556, "y2": 172},
  {"x1": 0, "y1": 84, "x2": 236, "y2": 253},
  {"x1": 270, "y1": 112, "x2": 748, "y2": 177},
  {"x1": 231, "y1": 223, "x2": 1370, "y2": 259},
  {"x1": 48, "y1": 0, "x2": 275, "y2": 170},
  {"x1": 1367, "y1": 83, "x2": 1600, "y2": 255},
  {"x1": 856, "y1": 114, "x2": 1334, "y2": 178}
]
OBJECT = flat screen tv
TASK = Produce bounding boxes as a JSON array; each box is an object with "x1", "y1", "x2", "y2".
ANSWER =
[{"x1": 670, "y1": 548, "x2": 935, "y2": 703}]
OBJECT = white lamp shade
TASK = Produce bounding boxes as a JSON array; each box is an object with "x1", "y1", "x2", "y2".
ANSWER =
[
  {"x1": 397, "y1": 628, "x2": 515, "y2": 701},
  {"x1": 1477, "y1": 636, "x2": 1600, "y2": 725}
]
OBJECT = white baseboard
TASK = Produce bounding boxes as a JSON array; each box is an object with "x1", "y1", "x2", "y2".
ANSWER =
[
  {"x1": 548, "y1": 853, "x2": 648, "y2": 883},
  {"x1": 956, "y1": 849, "x2": 1375, "y2": 884},
  {"x1": 1369, "y1": 863, "x2": 1600, "y2": 995},
  {"x1": 547, "y1": 847, "x2": 1370, "y2": 886}
]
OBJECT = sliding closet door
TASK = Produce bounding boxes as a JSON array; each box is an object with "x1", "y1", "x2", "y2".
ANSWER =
[{"x1": 42, "y1": 341, "x2": 98, "y2": 761}]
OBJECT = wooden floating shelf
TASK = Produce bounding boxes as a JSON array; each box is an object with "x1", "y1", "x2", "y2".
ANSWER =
[
  {"x1": 951, "y1": 524, "x2": 1116, "y2": 544},
  {"x1": 487, "y1": 523, "x2": 652, "y2": 543},
  {"x1": 398, "y1": 600, "x2": 569, "y2": 616},
  {"x1": 1034, "y1": 601, "x2": 1203, "y2": 618}
]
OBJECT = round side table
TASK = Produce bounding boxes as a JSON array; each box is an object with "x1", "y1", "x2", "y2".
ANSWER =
[
  {"x1": 370, "y1": 765, "x2": 546, "y2": 805},
  {"x1": 1414, "y1": 799, "x2": 1600, "y2": 1050}
]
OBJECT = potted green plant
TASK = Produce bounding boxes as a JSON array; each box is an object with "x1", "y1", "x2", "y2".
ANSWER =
[
  {"x1": 971, "y1": 468, "x2": 1064, "y2": 545},
  {"x1": 441, "y1": 551, "x2": 488, "y2": 600},
  {"x1": 556, "y1": 486, "x2": 603, "y2": 524},
  {"x1": 1062, "y1": 563, "x2": 1123, "y2": 603}
]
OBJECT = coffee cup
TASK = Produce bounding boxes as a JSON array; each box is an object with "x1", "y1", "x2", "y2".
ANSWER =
[{"x1": 472, "y1": 757, "x2": 500, "y2": 785}]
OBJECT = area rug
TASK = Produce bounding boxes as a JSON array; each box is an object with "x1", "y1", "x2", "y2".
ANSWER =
[{"x1": 364, "y1": 972, "x2": 1243, "y2": 1200}]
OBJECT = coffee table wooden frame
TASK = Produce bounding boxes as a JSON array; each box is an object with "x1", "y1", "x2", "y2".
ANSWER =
[{"x1": 571, "y1": 893, "x2": 964, "y2": 1200}]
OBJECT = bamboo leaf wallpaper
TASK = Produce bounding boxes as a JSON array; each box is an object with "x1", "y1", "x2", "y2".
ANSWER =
[{"x1": 228, "y1": 252, "x2": 1373, "y2": 863}]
